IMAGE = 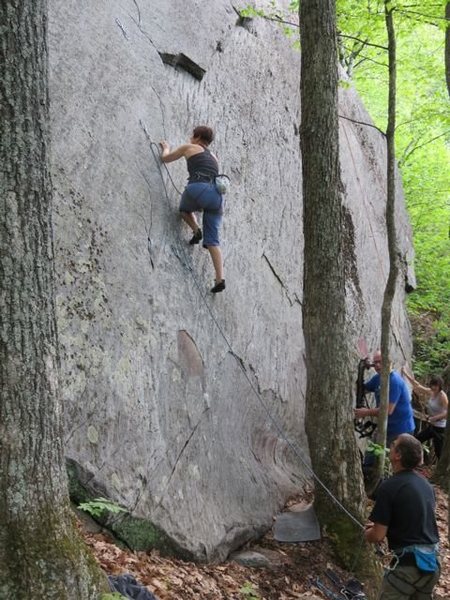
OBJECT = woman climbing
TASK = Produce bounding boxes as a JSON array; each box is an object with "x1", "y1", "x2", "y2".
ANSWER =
[
  {"x1": 160, "y1": 126, "x2": 225, "y2": 294},
  {"x1": 402, "y1": 367, "x2": 448, "y2": 460}
]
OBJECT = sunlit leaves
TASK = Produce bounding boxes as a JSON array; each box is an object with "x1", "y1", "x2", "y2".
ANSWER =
[
  {"x1": 240, "y1": 0, "x2": 449, "y2": 371},
  {"x1": 337, "y1": 0, "x2": 450, "y2": 373}
]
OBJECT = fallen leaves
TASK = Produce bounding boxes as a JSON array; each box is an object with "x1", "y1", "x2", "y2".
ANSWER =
[
  {"x1": 433, "y1": 486, "x2": 450, "y2": 599},
  {"x1": 82, "y1": 485, "x2": 449, "y2": 600}
]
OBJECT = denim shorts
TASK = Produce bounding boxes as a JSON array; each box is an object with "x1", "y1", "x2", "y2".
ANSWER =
[{"x1": 180, "y1": 182, "x2": 223, "y2": 247}]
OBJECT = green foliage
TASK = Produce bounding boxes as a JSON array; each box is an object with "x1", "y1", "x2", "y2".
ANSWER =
[
  {"x1": 100, "y1": 595, "x2": 126, "y2": 600},
  {"x1": 244, "y1": 1, "x2": 449, "y2": 373},
  {"x1": 78, "y1": 498, "x2": 126, "y2": 519},
  {"x1": 240, "y1": 581, "x2": 261, "y2": 600},
  {"x1": 341, "y1": 5, "x2": 450, "y2": 375},
  {"x1": 240, "y1": 6, "x2": 267, "y2": 19},
  {"x1": 366, "y1": 441, "x2": 389, "y2": 458},
  {"x1": 366, "y1": 442, "x2": 392, "y2": 476}
]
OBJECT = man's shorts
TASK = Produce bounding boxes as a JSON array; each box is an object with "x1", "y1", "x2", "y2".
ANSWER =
[
  {"x1": 380, "y1": 563, "x2": 440, "y2": 599},
  {"x1": 180, "y1": 182, "x2": 223, "y2": 247}
]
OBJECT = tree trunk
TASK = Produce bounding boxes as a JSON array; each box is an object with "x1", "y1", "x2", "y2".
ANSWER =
[
  {"x1": 434, "y1": 422, "x2": 450, "y2": 488},
  {"x1": 299, "y1": 0, "x2": 381, "y2": 592},
  {"x1": 433, "y1": 362, "x2": 450, "y2": 487},
  {"x1": 0, "y1": 2, "x2": 107, "y2": 597},
  {"x1": 374, "y1": 1, "x2": 400, "y2": 481},
  {"x1": 445, "y1": 2, "x2": 450, "y2": 98}
]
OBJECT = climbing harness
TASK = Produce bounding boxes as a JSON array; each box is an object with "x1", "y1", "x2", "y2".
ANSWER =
[
  {"x1": 354, "y1": 357, "x2": 377, "y2": 439},
  {"x1": 387, "y1": 544, "x2": 439, "y2": 574},
  {"x1": 189, "y1": 170, "x2": 230, "y2": 195},
  {"x1": 376, "y1": 543, "x2": 440, "y2": 597}
]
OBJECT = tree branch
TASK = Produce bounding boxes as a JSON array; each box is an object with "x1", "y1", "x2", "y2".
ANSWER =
[
  {"x1": 265, "y1": 14, "x2": 299, "y2": 28},
  {"x1": 353, "y1": 52, "x2": 389, "y2": 69},
  {"x1": 395, "y1": 113, "x2": 445, "y2": 129},
  {"x1": 400, "y1": 130, "x2": 450, "y2": 164},
  {"x1": 338, "y1": 114, "x2": 386, "y2": 136},
  {"x1": 338, "y1": 33, "x2": 388, "y2": 51},
  {"x1": 397, "y1": 9, "x2": 448, "y2": 21}
]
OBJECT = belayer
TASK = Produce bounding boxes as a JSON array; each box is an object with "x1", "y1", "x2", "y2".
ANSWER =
[
  {"x1": 364, "y1": 434, "x2": 440, "y2": 599},
  {"x1": 160, "y1": 126, "x2": 226, "y2": 293},
  {"x1": 354, "y1": 350, "x2": 415, "y2": 447}
]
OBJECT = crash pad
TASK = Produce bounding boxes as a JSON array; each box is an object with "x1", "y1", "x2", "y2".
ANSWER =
[{"x1": 273, "y1": 503, "x2": 321, "y2": 543}]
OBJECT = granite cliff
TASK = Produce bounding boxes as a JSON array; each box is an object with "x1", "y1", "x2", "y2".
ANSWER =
[{"x1": 48, "y1": 0, "x2": 415, "y2": 560}]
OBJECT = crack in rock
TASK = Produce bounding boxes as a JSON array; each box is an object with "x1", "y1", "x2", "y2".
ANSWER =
[
  {"x1": 262, "y1": 253, "x2": 302, "y2": 307},
  {"x1": 115, "y1": 18, "x2": 128, "y2": 40},
  {"x1": 157, "y1": 408, "x2": 209, "y2": 504}
]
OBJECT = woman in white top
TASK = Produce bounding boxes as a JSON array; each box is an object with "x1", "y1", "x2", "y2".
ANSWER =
[{"x1": 402, "y1": 368, "x2": 448, "y2": 459}]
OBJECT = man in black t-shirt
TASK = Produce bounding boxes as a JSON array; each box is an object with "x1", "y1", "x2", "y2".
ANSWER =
[{"x1": 364, "y1": 434, "x2": 440, "y2": 599}]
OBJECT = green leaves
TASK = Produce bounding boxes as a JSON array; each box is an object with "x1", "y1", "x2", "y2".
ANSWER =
[
  {"x1": 240, "y1": 581, "x2": 261, "y2": 599},
  {"x1": 337, "y1": 0, "x2": 450, "y2": 374},
  {"x1": 78, "y1": 497, "x2": 127, "y2": 519},
  {"x1": 367, "y1": 441, "x2": 389, "y2": 457},
  {"x1": 241, "y1": 0, "x2": 449, "y2": 373},
  {"x1": 239, "y1": 6, "x2": 266, "y2": 19}
]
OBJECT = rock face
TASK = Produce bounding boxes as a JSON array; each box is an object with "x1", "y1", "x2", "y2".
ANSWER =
[{"x1": 48, "y1": 1, "x2": 415, "y2": 560}]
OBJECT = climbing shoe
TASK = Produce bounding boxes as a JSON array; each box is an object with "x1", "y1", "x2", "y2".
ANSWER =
[
  {"x1": 211, "y1": 279, "x2": 226, "y2": 294},
  {"x1": 189, "y1": 228, "x2": 202, "y2": 245}
]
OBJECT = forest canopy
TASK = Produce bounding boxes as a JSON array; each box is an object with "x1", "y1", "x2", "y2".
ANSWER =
[
  {"x1": 342, "y1": 2, "x2": 450, "y2": 376},
  {"x1": 243, "y1": 0, "x2": 450, "y2": 375}
]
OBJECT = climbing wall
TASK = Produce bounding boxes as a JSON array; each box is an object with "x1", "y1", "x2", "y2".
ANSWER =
[{"x1": 48, "y1": 0, "x2": 415, "y2": 560}]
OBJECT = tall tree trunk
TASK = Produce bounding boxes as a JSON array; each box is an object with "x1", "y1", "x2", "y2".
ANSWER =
[
  {"x1": 434, "y1": 423, "x2": 450, "y2": 488},
  {"x1": 0, "y1": 1, "x2": 107, "y2": 597},
  {"x1": 433, "y1": 363, "x2": 450, "y2": 488},
  {"x1": 445, "y1": 2, "x2": 450, "y2": 98},
  {"x1": 375, "y1": 1, "x2": 399, "y2": 482},
  {"x1": 299, "y1": 0, "x2": 381, "y2": 592}
]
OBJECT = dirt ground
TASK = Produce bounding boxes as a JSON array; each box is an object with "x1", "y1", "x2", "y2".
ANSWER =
[{"x1": 83, "y1": 484, "x2": 449, "y2": 600}]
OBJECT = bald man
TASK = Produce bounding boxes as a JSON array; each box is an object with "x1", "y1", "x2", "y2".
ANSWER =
[{"x1": 354, "y1": 351, "x2": 414, "y2": 446}]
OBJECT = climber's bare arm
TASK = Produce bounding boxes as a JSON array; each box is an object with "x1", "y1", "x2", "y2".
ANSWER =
[
  {"x1": 160, "y1": 142, "x2": 207, "y2": 163},
  {"x1": 160, "y1": 142, "x2": 191, "y2": 163}
]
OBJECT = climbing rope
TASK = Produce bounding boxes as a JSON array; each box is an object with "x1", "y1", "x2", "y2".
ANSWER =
[{"x1": 144, "y1": 126, "x2": 366, "y2": 533}]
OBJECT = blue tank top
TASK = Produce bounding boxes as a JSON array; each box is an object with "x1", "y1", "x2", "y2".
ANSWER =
[{"x1": 186, "y1": 148, "x2": 218, "y2": 183}]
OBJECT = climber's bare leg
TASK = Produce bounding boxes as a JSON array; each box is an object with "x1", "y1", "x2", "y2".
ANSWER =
[
  {"x1": 181, "y1": 211, "x2": 200, "y2": 232},
  {"x1": 207, "y1": 246, "x2": 224, "y2": 282}
]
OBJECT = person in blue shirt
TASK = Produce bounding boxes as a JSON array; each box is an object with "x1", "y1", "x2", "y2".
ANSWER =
[{"x1": 354, "y1": 350, "x2": 415, "y2": 446}]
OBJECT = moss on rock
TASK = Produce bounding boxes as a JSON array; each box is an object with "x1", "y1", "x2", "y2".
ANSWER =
[
  {"x1": 108, "y1": 514, "x2": 194, "y2": 560},
  {"x1": 66, "y1": 458, "x2": 194, "y2": 560}
]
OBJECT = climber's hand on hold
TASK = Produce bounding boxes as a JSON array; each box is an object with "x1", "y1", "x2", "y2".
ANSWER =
[
  {"x1": 355, "y1": 407, "x2": 369, "y2": 419},
  {"x1": 159, "y1": 140, "x2": 169, "y2": 156}
]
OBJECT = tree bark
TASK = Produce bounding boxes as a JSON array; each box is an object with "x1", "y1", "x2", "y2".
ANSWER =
[
  {"x1": 0, "y1": 1, "x2": 107, "y2": 597},
  {"x1": 433, "y1": 363, "x2": 450, "y2": 488},
  {"x1": 299, "y1": 0, "x2": 381, "y2": 592},
  {"x1": 374, "y1": 1, "x2": 400, "y2": 482}
]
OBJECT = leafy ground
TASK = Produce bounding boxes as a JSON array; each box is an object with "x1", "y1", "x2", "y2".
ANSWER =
[{"x1": 82, "y1": 484, "x2": 449, "y2": 600}]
